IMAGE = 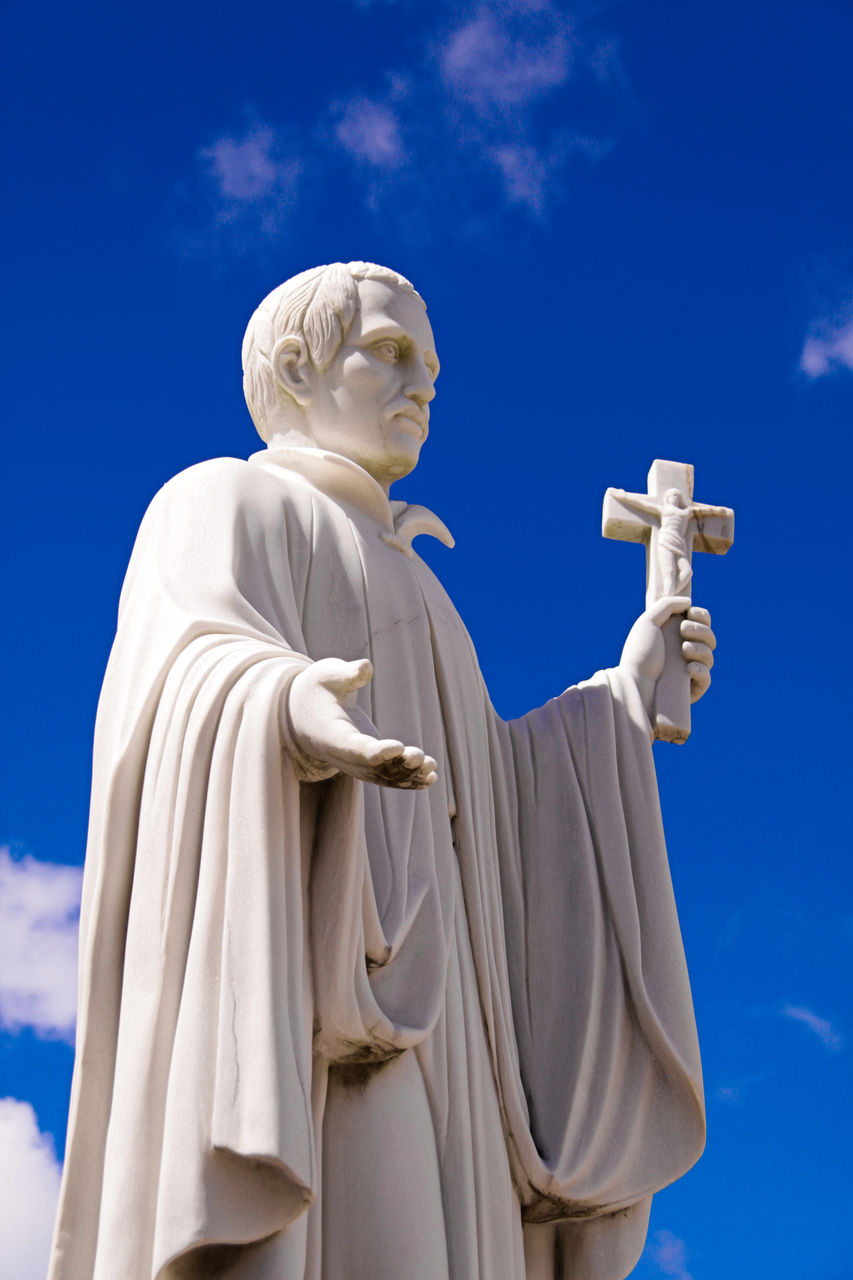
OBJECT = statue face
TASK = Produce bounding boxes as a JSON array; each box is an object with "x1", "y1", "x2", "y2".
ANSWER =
[{"x1": 300, "y1": 279, "x2": 439, "y2": 491}]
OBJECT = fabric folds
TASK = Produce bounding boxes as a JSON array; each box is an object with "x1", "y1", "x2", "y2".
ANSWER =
[{"x1": 50, "y1": 451, "x2": 704, "y2": 1280}]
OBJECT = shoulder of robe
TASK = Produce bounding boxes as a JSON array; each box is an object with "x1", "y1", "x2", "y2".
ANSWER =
[
  {"x1": 154, "y1": 456, "x2": 257, "y2": 505},
  {"x1": 146, "y1": 456, "x2": 298, "y2": 529}
]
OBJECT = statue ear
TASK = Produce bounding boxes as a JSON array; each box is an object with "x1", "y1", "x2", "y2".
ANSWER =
[{"x1": 272, "y1": 335, "x2": 313, "y2": 407}]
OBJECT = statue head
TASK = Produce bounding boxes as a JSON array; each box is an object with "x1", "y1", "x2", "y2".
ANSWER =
[
  {"x1": 242, "y1": 262, "x2": 439, "y2": 492},
  {"x1": 664, "y1": 488, "x2": 687, "y2": 509}
]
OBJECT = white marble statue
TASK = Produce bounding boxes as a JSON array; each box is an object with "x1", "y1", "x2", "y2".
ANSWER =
[{"x1": 50, "y1": 262, "x2": 724, "y2": 1280}]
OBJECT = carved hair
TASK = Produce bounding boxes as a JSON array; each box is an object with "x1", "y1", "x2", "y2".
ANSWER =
[{"x1": 242, "y1": 261, "x2": 424, "y2": 441}]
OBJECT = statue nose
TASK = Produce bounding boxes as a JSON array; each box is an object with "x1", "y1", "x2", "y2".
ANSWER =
[
  {"x1": 404, "y1": 356, "x2": 437, "y2": 406},
  {"x1": 407, "y1": 375, "x2": 436, "y2": 408},
  {"x1": 407, "y1": 389, "x2": 433, "y2": 410}
]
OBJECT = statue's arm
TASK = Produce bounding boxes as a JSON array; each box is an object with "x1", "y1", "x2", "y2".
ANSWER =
[
  {"x1": 502, "y1": 599, "x2": 714, "y2": 744},
  {"x1": 285, "y1": 658, "x2": 437, "y2": 789},
  {"x1": 691, "y1": 501, "x2": 733, "y2": 518},
  {"x1": 611, "y1": 488, "x2": 661, "y2": 520},
  {"x1": 142, "y1": 463, "x2": 435, "y2": 791}
]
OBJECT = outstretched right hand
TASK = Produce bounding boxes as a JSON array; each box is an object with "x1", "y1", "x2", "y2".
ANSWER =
[{"x1": 286, "y1": 658, "x2": 437, "y2": 789}]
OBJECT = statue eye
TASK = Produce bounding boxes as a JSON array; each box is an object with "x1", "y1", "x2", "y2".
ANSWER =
[{"x1": 372, "y1": 340, "x2": 400, "y2": 363}]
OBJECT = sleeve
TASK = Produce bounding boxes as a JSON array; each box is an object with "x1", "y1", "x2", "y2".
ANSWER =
[
  {"x1": 490, "y1": 669, "x2": 704, "y2": 1279},
  {"x1": 50, "y1": 461, "x2": 324, "y2": 1280}
]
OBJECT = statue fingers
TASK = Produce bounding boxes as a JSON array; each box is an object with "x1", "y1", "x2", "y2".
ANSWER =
[
  {"x1": 389, "y1": 762, "x2": 435, "y2": 783},
  {"x1": 316, "y1": 718, "x2": 437, "y2": 786},
  {"x1": 382, "y1": 764, "x2": 437, "y2": 790},
  {"x1": 686, "y1": 605, "x2": 711, "y2": 627},
  {"x1": 399, "y1": 745, "x2": 425, "y2": 770},
  {"x1": 326, "y1": 725, "x2": 438, "y2": 788},
  {"x1": 680, "y1": 617, "x2": 716, "y2": 649},
  {"x1": 405, "y1": 753, "x2": 438, "y2": 788},
  {"x1": 682, "y1": 640, "x2": 714, "y2": 669},
  {"x1": 362, "y1": 736, "x2": 407, "y2": 765},
  {"x1": 372, "y1": 748, "x2": 438, "y2": 789},
  {"x1": 687, "y1": 661, "x2": 711, "y2": 703},
  {"x1": 322, "y1": 725, "x2": 402, "y2": 769}
]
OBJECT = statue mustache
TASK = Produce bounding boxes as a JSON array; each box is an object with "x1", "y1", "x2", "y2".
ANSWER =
[{"x1": 385, "y1": 397, "x2": 429, "y2": 436}]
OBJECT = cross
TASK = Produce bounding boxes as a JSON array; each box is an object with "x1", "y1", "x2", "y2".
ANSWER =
[{"x1": 602, "y1": 459, "x2": 734, "y2": 744}]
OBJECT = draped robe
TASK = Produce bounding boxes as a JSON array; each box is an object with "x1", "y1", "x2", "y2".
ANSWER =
[{"x1": 49, "y1": 446, "x2": 705, "y2": 1280}]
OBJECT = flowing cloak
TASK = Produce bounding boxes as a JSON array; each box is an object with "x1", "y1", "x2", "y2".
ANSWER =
[{"x1": 49, "y1": 447, "x2": 705, "y2": 1280}]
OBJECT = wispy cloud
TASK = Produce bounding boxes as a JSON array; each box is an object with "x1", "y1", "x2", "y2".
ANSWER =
[
  {"x1": 644, "y1": 1229, "x2": 694, "y2": 1280},
  {"x1": 713, "y1": 1068, "x2": 766, "y2": 1105},
  {"x1": 186, "y1": 2, "x2": 629, "y2": 251},
  {"x1": 438, "y1": 5, "x2": 573, "y2": 116},
  {"x1": 800, "y1": 313, "x2": 853, "y2": 378},
  {"x1": 334, "y1": 97, "x2": 405, "y2": 167},
  {"x1": 330, "y1": 0, "x2": 626, "y2": 222},
  {"x1": 490, "y1": 143, "x2": 551, "y2": 212},
  {"x1": 0, "y1": 1098, "x2": 62, "y2": 1279},
  {"x1": 0, "y1": 848, "x2": 81, "y2": 1041},
  {"x1": 782, "y1": 1003, "x2": 843, "y2": 1051},
  {"x1": 187, "y1": 120, "x2": 303, "y2": 252}
]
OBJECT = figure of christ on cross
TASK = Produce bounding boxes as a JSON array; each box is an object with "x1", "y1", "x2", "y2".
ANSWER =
[{"x1": 610, "y1": 486, "x2": 734, "y2": 597}]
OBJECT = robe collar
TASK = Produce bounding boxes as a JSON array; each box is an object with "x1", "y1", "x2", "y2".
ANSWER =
[{"x1": 250, "y1": 445, "x2": 454, "y2": 558}]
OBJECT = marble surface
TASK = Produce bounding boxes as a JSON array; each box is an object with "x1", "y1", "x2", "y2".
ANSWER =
[{"x1": 50, "y1": 264, "x2": 727, "y2": 1280}]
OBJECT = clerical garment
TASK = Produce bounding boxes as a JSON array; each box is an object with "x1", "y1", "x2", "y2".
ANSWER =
[{"x1": 49, "y1": 447, "x2": 705, "y2": 1280}]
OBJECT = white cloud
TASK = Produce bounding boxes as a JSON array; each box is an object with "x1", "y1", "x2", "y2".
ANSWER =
[
  {"x1": 204, "y1": 127, "x2": 279, "y2": 201},
  {"x1": 198, "y1": 122, "x2": 303, "y2": 239},
  {"x1": 645, "y1": 1229, "x2": 694, "y2": 1280},
  {"x1": 432, "y1": 2, "x2": 581, "y2": 212},
  {"x1": 799, "y1": 315, "x2": 853, "y2": 377},
  {"x1": 0, "y1": 1098, "x2": 62, "y2": 1279},
  {"x1": 439, "y1": 6, "x2": 573, "y2": 116},
  {"x1": 0, "y1": 847, "x2": 81, "y2": 1041},
  {"x1": 585, "y1": 34, "x2": 625, "y2": 85},
  {"x1": 186, "y1": 2, "x2": 627, "y2": 246},
  {"x1": 325, "y1": 1, "x2": 623, "y2": 223},
  {"x1": 490, "y1": 143, "x2": 550, "y2": 213},
  {"x1": 782, "y1": 1003, "x2": 843, "y2": 1051},
  {"x1": 713, "y1": 1069, "x2": 766, "y2": 1105},
  {"x1": 335, "y1": 97, "x2": 405, "y2": 167}
]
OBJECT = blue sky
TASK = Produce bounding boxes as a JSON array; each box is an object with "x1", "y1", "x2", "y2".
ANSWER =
[{"x1": 1, "y1": 0, "x2": 851, "y2": 1275}]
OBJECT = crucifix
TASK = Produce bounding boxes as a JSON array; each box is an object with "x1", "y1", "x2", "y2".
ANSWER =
[{"x1": 602, "y1": 459, "x2": 734, "y2": 744}]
